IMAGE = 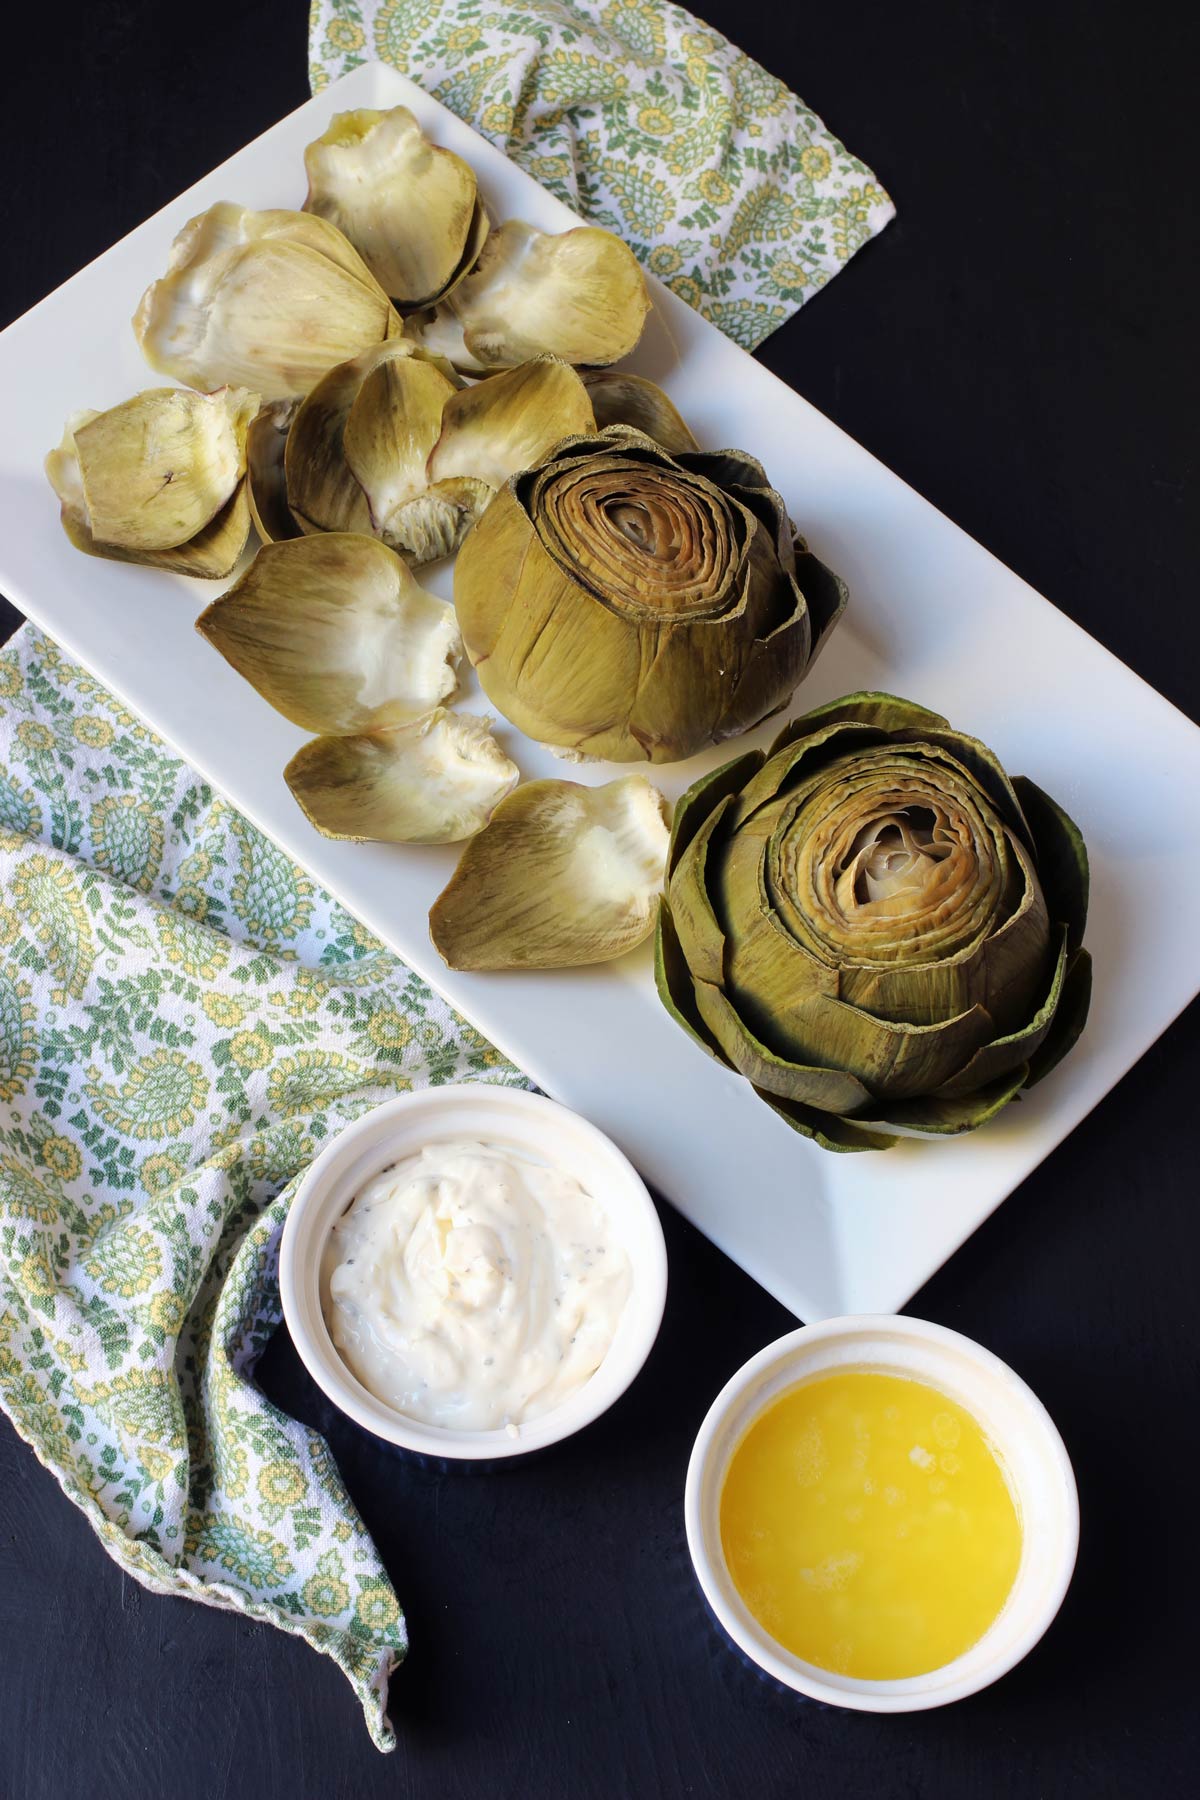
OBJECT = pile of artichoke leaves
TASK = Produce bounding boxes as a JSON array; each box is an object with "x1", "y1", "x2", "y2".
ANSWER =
[{"x1": 44, "y1": 104, "x2": 1091, "y2": 1150}]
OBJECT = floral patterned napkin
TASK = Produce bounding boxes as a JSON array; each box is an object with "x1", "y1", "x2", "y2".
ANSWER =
[
  {"x1": 309, "y1": 1, "x2": 895, "y2": 348},
  {"x1": 0, "y1": 625, "x2": 526, "y2": 1749}
]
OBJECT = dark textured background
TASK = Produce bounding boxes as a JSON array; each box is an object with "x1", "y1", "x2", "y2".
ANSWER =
[{"x1": 2, "y1": 3, "x2": 1197, "y2": 1796}]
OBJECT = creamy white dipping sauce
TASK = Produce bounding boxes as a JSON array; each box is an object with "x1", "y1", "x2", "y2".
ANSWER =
[{"x1": 320, "y1": 1138, "x2": 632, "y2": 1432}]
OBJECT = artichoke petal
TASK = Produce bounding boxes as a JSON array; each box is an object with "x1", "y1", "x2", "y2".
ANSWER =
[
  {"x1": 134, "y1": 203, "x2": 401, "y2": 401},
  {"x1": 1024, "y1": 947, "x2": 1093, "y2": 1087},
  {"x1": 1012, "y1": 774, "x2": 1090, "y2": 951},
  {"x1": 340, "y1": 350, "x2": 459, "y2": 537},
  {"x1": 580, "y1": 370, "x2": 699, "y2": 454},
  {"x1": 383, "y1": 481, "x2": 492, "y2": 563},
  {"x1": 46, "y1": 411, "x2": 252, "y2": 578},
  {"x1": 196, "y1": 533, "x2": 460, "y2": 734},
  {"x1": 755, "y1": 1090, "x2": 899, "y2": 1154},
  {"x1": 933, "y1": 927, "x2": 1070, "y2": 1097},
  {"x1": 245, "y1": 400, "x2": 301, "y2": 544},
  {"x1": 285, "y1": 340, "x2": 414, "y2": 537},
  {"x1": 304, "y1": 106, "x2": 486, "y2": 310},
  {"x1": 429, "y1": 221, "x2": 650, "y2": 371},
  {"x1": 285, "y1": 708, "x2": 518, "y2": 845},
  {"x1": 693, "y1": 978, "x2": 874, "y2": 1114},
  {"x1": 654, "y1": 899, "x2": 722, "y2": 1059},
  {"x1": 427, "y1": 357, "x2": 596, "y2": 491},
  {"x1": 430, "y1": 775, "x2": 669, "y2": 970},
  {"x1": 69, "y1": 386, "x2": 258, "y2": 552},
  {"x1": 858, "y1": 1067, "x2": 1031, "y2": 1137},
  {"x1": 667, "y1": 749, "x2": 766, "y2": 876}
]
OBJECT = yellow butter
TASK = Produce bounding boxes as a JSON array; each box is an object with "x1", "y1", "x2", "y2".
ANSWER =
[{"x1": 720, "y1": 1369, "x2": 1021, "y2": 1680}]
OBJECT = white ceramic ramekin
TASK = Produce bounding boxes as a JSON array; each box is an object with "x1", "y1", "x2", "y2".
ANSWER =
[
  {"x1": 685, "y1": 1314, "x2": 1078, "y2": 1710},
  {"x1": 279, "y1": 1083, "x2": 667, "y2": 1461}
]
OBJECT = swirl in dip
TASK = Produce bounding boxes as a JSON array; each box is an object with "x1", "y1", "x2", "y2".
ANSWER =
[{"x1": 320, "y1": 1138, "x2": 631, "y2": 1432}]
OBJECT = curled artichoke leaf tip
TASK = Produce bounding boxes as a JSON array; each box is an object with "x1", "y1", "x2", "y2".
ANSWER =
[
  {"x1": 303, "y1": 106, "x2": 488, "y2": 311},
  {"x1": 133, "y1": 202, "x2": 403, "y2": 401},
  {"x1": 454, "y1": 423, "x2": 846, "y2": 763},
  {"x1": 45, "y1": 389, "x2": 258, "y2": 579},
  {"x1": 285, "y1": 708, "x2": 520, "y2": 846},
  {"x1": 411, "y1": 220, "x2": 651, "y2": 372},
  {"x1": 657, "y1": 690, "x2": 1092, "y2": 1151},
  {"x1": 196, "y1": 533, "x2": 461, "y2": 735},
  {"x1": 430, "y1": 775, "x2": 671, "y2": 971}
]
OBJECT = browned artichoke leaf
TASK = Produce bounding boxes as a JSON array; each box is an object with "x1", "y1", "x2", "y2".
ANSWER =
[
  {"x1": 756, "y1": 1089, "x2": 899, "y2": 1154},
  {"x1": 654, "y1": 899, "x2": 723, "y2": 1059},
  {"x1": 430, "y1": 776, "x2": 670, "y2": 971},
  {"x1": 285, "y1": 709, "x2": 518, "y2": 845},
  {"x1": 667, "y1": 749, "x2": 766, "y2": 877},
  {"x1": 245, "y1": 401, "x2": 301, "y2": 543},
  {"x1": 1024, "y1": 946, "x2": 1092, "y2": 1088},
  {"x1": 196, "y1": 533, "x2": 461, "y2": 733},
  {"x1": 1012, "y1": 774, "x2": 1090, "y2": 950},
  {"x1": 580, "y1": 370, "x2": 699, "y2": 454}
]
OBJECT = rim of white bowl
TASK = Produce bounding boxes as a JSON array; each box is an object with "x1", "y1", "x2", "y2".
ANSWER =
[
  {"x1": 684, "y1": 1314, "x2": 1079, "y2": 1711},
  {"x1": 279, "y1": 1083, "x2": 668, "y2": 1460}
]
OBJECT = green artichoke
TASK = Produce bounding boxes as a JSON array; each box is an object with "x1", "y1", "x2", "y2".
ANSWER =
[
  {"x1": 657, "y1": 693, "x2": 1092, "y2": 1151},
  {"x1": 454, "y1": 426, "x2": 847, "y2": 764}
]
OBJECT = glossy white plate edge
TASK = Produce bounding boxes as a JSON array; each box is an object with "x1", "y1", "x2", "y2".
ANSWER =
[{"x1": 2, "y1": 63, "x2": 1198, "y2": 1323}]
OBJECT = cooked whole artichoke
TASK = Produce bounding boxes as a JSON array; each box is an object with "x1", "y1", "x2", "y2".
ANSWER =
[
  {"x1": 657, "y1": 692, "x2": 1092, "y2": 1151},
  {"x1": 454, "y1": 425, "x2": 847, "y2": 763},
  {"x1": 133, "y1": 204, "x2": 403, "y2": 401},
  {"x1": 303, "y1": 106, "x2": 489, "y2": 311}
]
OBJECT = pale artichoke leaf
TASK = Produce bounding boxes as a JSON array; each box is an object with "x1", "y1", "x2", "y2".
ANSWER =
[
  {"x1": 196, "y1": 533, "x2": 461, "y2": 734},
  {"x1": 342, "y1": 351, "x2": 458, "y2": 533},
  {"x1": 71, "y1": 386, "x2": 258, "y2": 552},
  {"x1": 133, "y1": 203, "x2": 400, "y2": 401},
  {"x1": 285, "y1": 708, "x2": 519, "y2": 845},
  {"x1": 382, "y1": 480, "x2": 491, "y2": 563},
  {"x1": 450, "y1": 221, "x2": 650, "y2": 370},
  {"x1": 304, "y1": 107, "x2": 481, "y2": 309},
  {"x1": 430, "y1": 775, "x2": 670, "y2": 970},
  {"x1": 427, "y1": 357, "x2": 597, "y2": 490},
  {"x1": 285, "y1": 340, "x2": 415, "y2": 537}
]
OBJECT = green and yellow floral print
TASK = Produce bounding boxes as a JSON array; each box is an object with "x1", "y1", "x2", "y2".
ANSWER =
[
  {"x1": 0, "y1": 624, "x2": 527, "y2": 1750},
  {"x1": 308, "y1": 1, "x2": 894, "y2": 349}
]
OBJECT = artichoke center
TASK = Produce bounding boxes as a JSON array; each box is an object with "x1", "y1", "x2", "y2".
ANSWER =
[
  {"x1": 841, "y1": 809, "x2": 954, "y2": 908},
  {"x1": 532, "y1": 460, "x2": 741, "y2": 619}
]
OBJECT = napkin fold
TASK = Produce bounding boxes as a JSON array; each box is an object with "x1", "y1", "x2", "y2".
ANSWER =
[
  {"x1": 0, "y1": 625, "x2": 526, "y2": 1749},
  {"x1": 308, "y1": 0, "x2": 895, "y2": 348}
]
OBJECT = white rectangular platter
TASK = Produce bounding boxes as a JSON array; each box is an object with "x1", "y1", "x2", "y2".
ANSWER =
[{"x1": 2, "y1": 62, "x2": 1199, "y2": 1322}]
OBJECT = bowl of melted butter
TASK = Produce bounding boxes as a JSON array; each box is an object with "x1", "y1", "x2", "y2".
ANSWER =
[{"x1": 685, "y1": 1315, "x2": 1077, "y2": 1709}]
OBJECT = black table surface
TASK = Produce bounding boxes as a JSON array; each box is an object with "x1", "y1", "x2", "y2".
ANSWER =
[{"x1": 2, "y1": 3, "x2": 1197, "y2": 1796}]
